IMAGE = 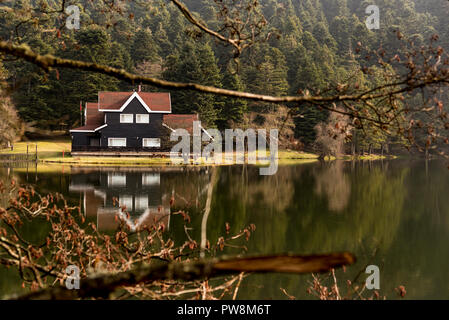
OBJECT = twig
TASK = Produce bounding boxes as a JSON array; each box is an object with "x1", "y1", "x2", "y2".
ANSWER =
[{"x1": 232, "y1": 272, "x2": 244, "y2": 300}]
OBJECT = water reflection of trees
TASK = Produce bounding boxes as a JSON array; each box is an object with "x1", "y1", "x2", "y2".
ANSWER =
[
  {"x1": 219, "y1": 162, "x2": 409, "y2": 299},
  {"x1": 228, "y1": 165, "x2": 300, "y2": 213},
  {"x1": 291, "y1": 163, "x2": 408, "y2": 254},
  {"x1": 210, "y1": 163, "x2": 408, "y2": 256},
  {"x1": 0, "y1": 168, "x2": 14, "y2": 208},
  {"x1": 208, "y1": 165, "x2": 307, "y2": 258},
  {"x1": 379, "y1": 160, "x2": 449, "y2": 299},
  {"x1": 1, "y1": 163, "x2": 416, "y2": 299},
  {"x1": 0, "y1": 168, "x2": 24, "y2": 296},
  {"x1": 313, "y1": 161, "x2": 351, "y2": 212}
]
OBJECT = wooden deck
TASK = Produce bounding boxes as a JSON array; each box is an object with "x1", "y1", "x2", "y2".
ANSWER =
[{"x1": 70, "y1": 151, "x2": 173, "y2": 157}]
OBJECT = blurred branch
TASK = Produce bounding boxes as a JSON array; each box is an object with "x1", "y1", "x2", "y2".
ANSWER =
[
  {"x1": 1, "y1": 41, "x2": 445, "y2": 107},
  {"x1": 15, "y1": 253, "x2": 355, "y2": 300}
]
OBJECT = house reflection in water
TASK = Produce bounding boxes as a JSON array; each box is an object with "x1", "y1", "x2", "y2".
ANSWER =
[{"x1": 69, "y1": 169, "x2": 171, "y2": 231}]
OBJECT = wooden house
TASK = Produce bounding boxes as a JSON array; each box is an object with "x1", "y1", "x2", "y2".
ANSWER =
[{"x1": 70, "y1": 90, "x2": 198, "y2": 154}]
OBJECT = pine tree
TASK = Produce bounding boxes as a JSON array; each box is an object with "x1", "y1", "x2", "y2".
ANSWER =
[
  {"x1": 163, "y1": 41, "x2": 223, "y2": 126},
  {"x1": 217, "y1": 65, "x2": 248, "y2": 128},
  {"x1": 131, "y1": 29, "x2": 160, "y2": 65}
]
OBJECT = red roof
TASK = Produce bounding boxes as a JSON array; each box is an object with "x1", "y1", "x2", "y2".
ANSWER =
[
  {"x1": 98, "y1": 91, "x2": 171, "y2": 112},
  {"x1": 98, "y1": 92, "x2": 130, "y2": 110},
  {"x1": 85, "y1": 102, "x2": 103, "y2": 126},
  {"x1": 71, "y1": 102, "x2": 104, "y2": 132},
  {"x1": 163, "y1": 114, "x2": 199, "y2": 134},
  {"x1": 138, "y1": 92, "x2": 171, "y2": 112},
  {"x1": 71, "y1": 92, "x2": 191, "y2": 133}
]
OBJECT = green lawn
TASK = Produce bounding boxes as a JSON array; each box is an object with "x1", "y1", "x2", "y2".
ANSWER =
[
  {"x1": 0, "y1": 140, "x2": 71, "y2": 159},
  {"x1": 277, "y1": 150, "x2": 319, "y2": 159}
]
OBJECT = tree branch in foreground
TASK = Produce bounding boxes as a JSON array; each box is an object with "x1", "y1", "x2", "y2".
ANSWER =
[
  {"x1": 171, "y1": 0, "x2": 241, "y2": 53},
  {"x1": 0, "y1": 40, "x2": 443, "y2": 105},
  {"x1": 14, "y1": 253, "x2": 355, "y2": 300}
]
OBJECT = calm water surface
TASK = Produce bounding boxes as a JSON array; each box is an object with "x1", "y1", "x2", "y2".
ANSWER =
[{"x1": 1, "y1": 160, "x2": 449, "y2": 299}]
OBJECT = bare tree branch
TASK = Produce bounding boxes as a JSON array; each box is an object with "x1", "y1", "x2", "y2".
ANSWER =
[{"x1": 171, "y1": 0, "x2": 242, "y2": 54}]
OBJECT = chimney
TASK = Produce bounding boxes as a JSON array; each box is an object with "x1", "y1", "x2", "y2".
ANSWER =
[{"x1": 138, "y1": 85, "x2": 142, "y2": 92}]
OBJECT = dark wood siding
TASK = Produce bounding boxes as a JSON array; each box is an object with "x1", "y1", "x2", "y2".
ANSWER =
[
  {"x1": 72, "y1": 132, "x2": 88, "y2": 146},
  {"x1": 72, "y1": 132, "x2": 98, "y2": 146},
  {"x1": 101, "y1": 97, "x2": 165, "y2": 148}
]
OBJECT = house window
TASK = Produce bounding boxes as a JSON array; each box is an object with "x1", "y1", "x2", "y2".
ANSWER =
[
  {"x1": 142, "y1": 173, "x2": 160, "y2": 186},
  {"x1": 119, "y1": 195, "x2": 133, "y2": 210},
  {"x1": 135, "y1": 195, "x2": 148, "y2": 210},
  {"x1": 136, "y1": 114, "x2": 149, "y2": 124},
  {"x1": 120, "y1": 114, "x2": 133, "y2": 123},
  {"x1": 108, "y1": 138, "x2": 126, "y2": 147},
  {"x1": 108, "y1": 173, "x2": 126, "y2": 187},
  {"x1": 142, "y1": 138, "x2": 161, "y2": 148}
]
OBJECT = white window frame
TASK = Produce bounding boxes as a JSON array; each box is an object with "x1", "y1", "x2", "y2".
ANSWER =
[
  {"x1": 136, "y1": 114, "x2": 149, "y2": 124},
  {"x1": 120, "y1": 114, "x2": 133, "y2": 123},
  {"x1": 108, "y1": 173, "x2": 126, "y2": 187},
  {"x1": 108, "y1": 138, "x2": 127, "y2": 147},
  {"x1": 135, "y1": 195, "x2": 149, "y2": 210},
  {"x1": 119, "y1": 195, "x2": 133, "y2": 210},
  {"x1": 142, "y1": 138, "x2": 161, "y2": 148},
  {"x1": 142, "y1": 173, "x2": 160, "y2": 186}
]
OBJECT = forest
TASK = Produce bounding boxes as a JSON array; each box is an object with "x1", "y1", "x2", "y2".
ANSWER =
[
  {"x1": 3, "y1": 1, "x2": 449, "y2": 302},
  {"x1": 1, "y1": 0, "x2": 449, "y2": 156}
]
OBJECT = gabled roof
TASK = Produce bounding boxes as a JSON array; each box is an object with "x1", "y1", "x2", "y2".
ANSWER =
[
  {"x1": 98, "y1": 91, "x2": 171, "y2": 113},
  {"x1": 163, "y1": 114, "x2": 199, "y2": 134},
  {"x1": 70, "y1": 91, "x2": 199, "y2": 134}
]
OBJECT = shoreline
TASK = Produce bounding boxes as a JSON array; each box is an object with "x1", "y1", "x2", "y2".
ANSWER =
[
  {"x1": 1, "y1": 140, "x2": 397, "y2": 167},
  {"x1": 40, "y1": 150, "x2": 320, "y2": 166},
  {"x1": 13, "y1": 152, "x2": 396, "y2": 167}
]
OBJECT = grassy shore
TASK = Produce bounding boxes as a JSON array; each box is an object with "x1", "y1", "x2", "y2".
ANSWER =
[
  {"x1": 1, "y1": 140, "x2": 392, "y2": 166},
  {"x1": 0, "y1": 140, "x2": 319, "y2": 166},
  {"x1": 42, "y1": 150, "x2": 319, "y2": 166},
  {"x1": 0, "y1": 140, "x2": 71, "y2": 157},
  {"x1": 341, "y1": 154, "x2": 397, "y2": 160}
]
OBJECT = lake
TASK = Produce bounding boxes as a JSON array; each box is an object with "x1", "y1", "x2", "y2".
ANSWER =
[{"x1": 1, "y1": 159, "x2": 449, "y2": 299}]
